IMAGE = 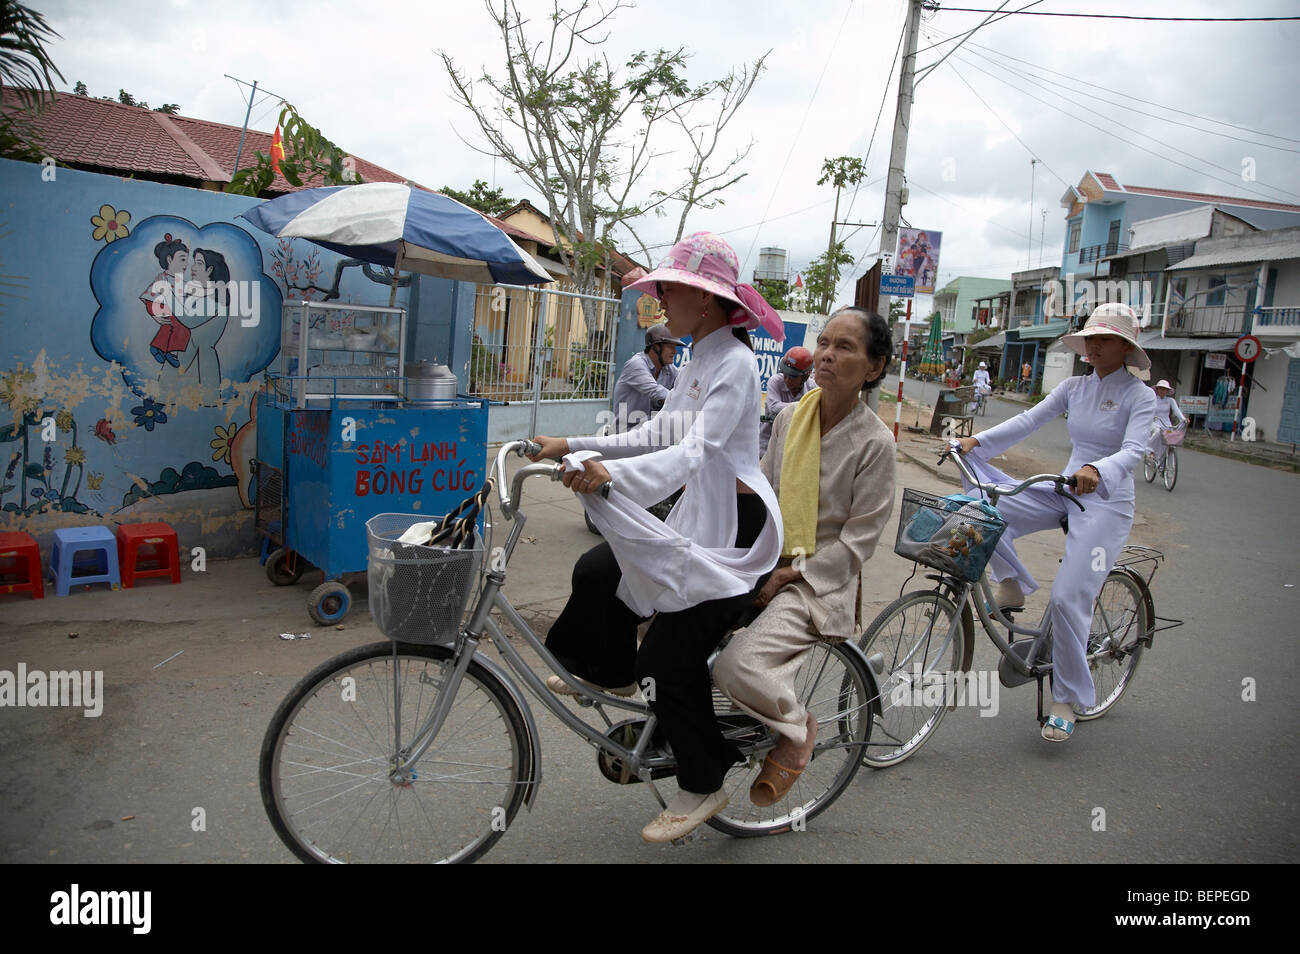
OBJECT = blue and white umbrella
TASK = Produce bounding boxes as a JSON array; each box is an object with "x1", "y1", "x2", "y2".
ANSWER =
[{"x1": 239, "y1": 182, "x2": 552, "y2": 291}]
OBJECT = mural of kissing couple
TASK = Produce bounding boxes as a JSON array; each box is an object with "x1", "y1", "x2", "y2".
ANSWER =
[{"x1": 141, "y1": 234, "x2": 231, "y2": 394}]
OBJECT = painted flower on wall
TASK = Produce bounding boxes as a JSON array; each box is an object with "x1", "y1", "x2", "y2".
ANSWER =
[
  {"x1": 91, "y1": 205, "x2": 131, "y2": 243},
  {"x1": 64, "y1": 446, "x2": 86, "y2": 467},
  {"x1": 55, "y1": 409, "x2": 74, "y2": 432},
  {"x1": 0, "y1": 368, "x2": 39, "y2": 419},
  {"x1": 131, "y1": 397, "x2": 168, "y2": 431},
  {"x1": 210, "y1": 423, "x2": 235, "y2": 466}
]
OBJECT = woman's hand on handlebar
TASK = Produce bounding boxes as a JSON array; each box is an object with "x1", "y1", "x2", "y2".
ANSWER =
[
  {"x1": 1070, "y1": 464, "x2": 1100, "y2": 495},
  {"x1": 528, "y1": 435, "x2": 569, "y2": 461},
  {"x1": 563, "y1": 459, "x2": 611, "y2": 495},
  {"x1": 955, "y1": 436, "x2": 980, "y2": 456},
  {"x1": 753, "y1": 565, "x2": 802, "y2": 609}
]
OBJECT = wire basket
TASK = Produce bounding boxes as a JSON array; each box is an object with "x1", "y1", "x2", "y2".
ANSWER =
[
  {"x1": 894, "y1": 488, "x2": 1007, "y2": 582},
  {"x1": 366, "y1": 513, "x2": 484, "y2": 645},
  {"x1": 1163, "y1": 428, "x2": 1186, "y2": 446}
]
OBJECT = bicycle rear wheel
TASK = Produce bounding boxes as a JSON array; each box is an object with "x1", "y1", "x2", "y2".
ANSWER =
[
  {"x1": 705, "y1": 640, "x2": 873, "y2": 836},
  {"x1": 856, "y1": 591, "x2": 970, "y2": 768},
  {"x1": 1074, "y1": 571, "x2": 1147, "y2": 721},
  {"x1": 260, "y1": 641, "x2": 531, "y2": 864},
  {"x1": 1162, "y1": 448, "x2": 1177, "y2": 491}
]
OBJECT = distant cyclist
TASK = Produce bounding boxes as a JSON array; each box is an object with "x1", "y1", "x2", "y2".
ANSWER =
[
  {"x1": 1147, "y1": 379, "x2": 1187, "y2": 464},
  {"x1": 970, "y1": 361, "x2": 992, "y2": 413},
  {"x1": 760, "y1": 346, "x2": 815, "y2": 456}
]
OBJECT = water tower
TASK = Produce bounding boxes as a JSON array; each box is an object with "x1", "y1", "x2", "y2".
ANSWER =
[{"x1": 754, "y1": 247, "x2": 788, "y2": 284}]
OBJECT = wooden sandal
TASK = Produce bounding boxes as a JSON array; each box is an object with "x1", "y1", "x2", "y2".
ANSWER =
[{"x1": 749, "y1": 755, "x2": 803, "y2": 807}]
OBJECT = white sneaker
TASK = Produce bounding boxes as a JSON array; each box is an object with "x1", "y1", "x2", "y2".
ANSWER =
[
  {"x1": 994, "y1": 579, "x2": 1025, "y2": 610},
  {"x1": 545, "y1": 674, "x2": 637, "y2": 698},
  {"x1": 641, "y1": 788, "x2": 729, "y2": 843}
]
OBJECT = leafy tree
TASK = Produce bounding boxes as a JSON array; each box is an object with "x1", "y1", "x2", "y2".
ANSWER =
[
  {"x1": 815, "y1": 156, "x2": 867, "y2": 313},
  {"x1": 226, "y1": 103, "x2": 361, "y2": 197},
  {"x1": 889, "y1": 299, "x2": 907, "y2": 323},
  {"x1": 72, "y1": 79, "x2": 86, "y2": 96},
  {"x1": 756, "y1": 278, "x2": 790, "y2": 311},
  {"x1": 440, "y1": 178, "x2": 515, "y2": 216},
  {"x1": 438, "y1": 0, "x2": 766, "y2": 298},
  {"x1": 0, "y1": 0, "x2": 63, "y2": 161},
  {"x1": 802, "y1": 242, "x2": 855, "y2": 315}
]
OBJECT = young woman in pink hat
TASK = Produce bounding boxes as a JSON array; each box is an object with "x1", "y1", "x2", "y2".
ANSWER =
[
  {"x1": 956, "y1": 303, "x2": 1157, "y2": 743},
  {"x1": 529, "y1": 232, "x2": 784, "y2": 842}
]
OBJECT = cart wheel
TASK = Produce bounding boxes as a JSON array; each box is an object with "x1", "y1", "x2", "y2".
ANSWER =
[
  {"x1": 308, "y1": 581, "x2": 351, "y2": 626},
  {"x1": 266, "y1": 548, "x2": 305, "y2": 586}
]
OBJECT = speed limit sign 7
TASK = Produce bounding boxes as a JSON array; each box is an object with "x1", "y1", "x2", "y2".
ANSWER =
[{"x1": 1235, "y1": 335, "x2": 1261, "y2": 363}]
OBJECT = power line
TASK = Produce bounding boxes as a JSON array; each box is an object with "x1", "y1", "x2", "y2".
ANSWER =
[
  {"x1": 923, "y1": 23, "x2": 1300, "y2": 153},
  {"x1": 947, "y1": 53, "x2": 1300, "y2": 203},
  {"x1": 844, "y1": 13, "x2": 908, "y2": 224},
  {"x1": 937, "y1": 49, "x2": 1069, "y2": 188},
  {"x1": 933, "y1": 30, "x2": 1300, "y2": 146},
  {"x1": 936, "y1": 9, "x2": 1300, "y2": 21},
  {"x1": 740, "y1": 0, "x2": 857, "y2": 274}
]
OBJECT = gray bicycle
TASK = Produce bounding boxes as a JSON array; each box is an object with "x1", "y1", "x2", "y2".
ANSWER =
[
  {"x1": 857, "y1": 440, "x2": 1180, "y2": 768},
  {"x1": 260, "y1": 440, "x2": 876, "y2": 863}
]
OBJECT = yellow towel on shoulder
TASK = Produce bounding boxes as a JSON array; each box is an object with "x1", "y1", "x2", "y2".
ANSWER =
[{"x1": 779, "y1": 388, "x2": 821, "y2": 558}]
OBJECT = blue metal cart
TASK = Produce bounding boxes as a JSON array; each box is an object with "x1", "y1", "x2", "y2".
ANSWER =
[{"x1": 255, "y1": 376, "x2": 488, "y2": 625}]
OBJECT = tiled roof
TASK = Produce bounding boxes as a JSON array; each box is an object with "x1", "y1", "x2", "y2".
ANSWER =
[
  {"x1": 1120, "y1": 184, "x2": 1300, "y2": 213},
  {"x1": 2, "y1": 90, "x2": 419, "y2": 193},
  {"x1": 1094, "y1": 172, "x2": 1122, "y2": 191}
]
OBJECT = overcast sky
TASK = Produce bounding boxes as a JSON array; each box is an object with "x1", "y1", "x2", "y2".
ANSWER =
[{"x1": 36, "y1": 0, "x2": 1300, "y2": 312}]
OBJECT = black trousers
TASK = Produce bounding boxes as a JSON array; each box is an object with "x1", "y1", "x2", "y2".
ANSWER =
[{"x1": 546, "y1": 494, "x2": 769, "y2": 794}]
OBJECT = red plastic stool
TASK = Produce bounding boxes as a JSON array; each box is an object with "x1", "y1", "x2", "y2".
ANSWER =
[
  {"x1": 116, "y1": 522, "x2": 181, "y2": 588},
  {"x1": 0, "y1": 531, "x2": 43, "y2": 599}
]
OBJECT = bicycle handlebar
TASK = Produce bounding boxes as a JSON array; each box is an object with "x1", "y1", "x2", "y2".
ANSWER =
[
  {"x1": 938, "y1": 439, "x2": 1085, "y2": 511},
  {"x1": 494, "y1": 439, "x2": 611, "y2": 518}
]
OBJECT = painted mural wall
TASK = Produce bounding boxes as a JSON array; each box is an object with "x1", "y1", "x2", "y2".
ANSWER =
[{"x1": 0, "y1": 159, "x2": 413, "y2": 556}]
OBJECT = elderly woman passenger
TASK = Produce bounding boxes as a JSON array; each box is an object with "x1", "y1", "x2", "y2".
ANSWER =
[{"x1": 713, "y1": 307, "x2": 897, "y2": 806}]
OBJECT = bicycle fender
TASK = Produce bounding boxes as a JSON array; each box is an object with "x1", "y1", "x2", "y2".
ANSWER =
[
  {"x1": 1116, "y1": 567, "x2": 1157, "y2": 649},
  {"x1": 834, "y1": 639, "x2": 882, "y2": 723},
  {"x1": 467, "y1": 650, "x2": 543, "y2": 811}
]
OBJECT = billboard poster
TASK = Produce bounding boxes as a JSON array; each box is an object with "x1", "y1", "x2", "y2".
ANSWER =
[{"x1": 896, "y1": 228, "x2": 942, "y2": 295}]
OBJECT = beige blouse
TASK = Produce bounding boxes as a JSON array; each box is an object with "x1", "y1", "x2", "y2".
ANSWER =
[{"x1": 762, "y1": 398, "x2": 896, "y2": 638}]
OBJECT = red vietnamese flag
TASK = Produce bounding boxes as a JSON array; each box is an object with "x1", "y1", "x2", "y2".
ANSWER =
[{"x1": 271, "y1": 124, "x2": 285, "y2": 175}]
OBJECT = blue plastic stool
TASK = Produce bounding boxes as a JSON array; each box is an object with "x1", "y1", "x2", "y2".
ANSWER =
[{"x1": 49, "y1": 526, "x2": 121, "y2": 596}]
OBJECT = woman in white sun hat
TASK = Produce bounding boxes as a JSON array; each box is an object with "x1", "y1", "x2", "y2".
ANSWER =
[
  {"x1": 955, "y1": 303, "x2": 1157, "y2": 743},
  {"x1": 1148, "y1": 378, "x2": 1187, "y2": 466}
]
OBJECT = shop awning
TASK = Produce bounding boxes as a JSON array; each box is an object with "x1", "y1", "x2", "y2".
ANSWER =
[
  {"x1": 1017, "y1": 319, "x2": 1070, "y2": 340},
  {"x1": 1167, "y1": 241, "x2": 1300, "y2": 270},
  {"x1": 1138, "y1": 331, "x2": 1236, "y2": 351},
  {"x1": 972, "y1": 331, "x2": 1006, "y2": 350}
]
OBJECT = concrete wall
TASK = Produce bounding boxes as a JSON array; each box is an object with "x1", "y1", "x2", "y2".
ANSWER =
[{"x1": 0, "y1": 159, "x2": 423, "y2": 556}]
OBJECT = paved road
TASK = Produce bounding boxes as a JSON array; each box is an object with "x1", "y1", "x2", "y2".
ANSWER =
[{"x1": 1, "y1": 440, "x2": 1296, "y2": 864}]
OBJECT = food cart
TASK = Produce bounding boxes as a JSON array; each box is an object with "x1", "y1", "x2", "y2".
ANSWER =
[{"x1": 255, "y1": 300, "x2": 488, "y2": 624}]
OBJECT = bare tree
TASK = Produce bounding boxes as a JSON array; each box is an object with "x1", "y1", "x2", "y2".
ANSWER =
[{"x1": 439, "y1": 0, "x2": 766, "y2": 297}]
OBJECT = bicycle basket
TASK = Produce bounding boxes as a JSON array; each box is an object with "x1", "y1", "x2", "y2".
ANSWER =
[
  {"x1": 894, "y1": 488, "x2": 1007, "y2": 582},
  {"x1": 1163, "y1": 428, "x2": 1185, "y2": 446},
  {"x1": 366, "y1": 513, "x2": 484, "y2": 645}
]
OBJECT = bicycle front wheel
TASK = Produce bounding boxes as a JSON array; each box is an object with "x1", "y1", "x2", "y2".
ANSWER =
[
  {"x1": 856, "y1": 591, "x2": 970, "y2": 768},
  {"x1": 706, "y1": 640, "x2": 873, "y2": 836},
  {"x1": 1074, "y1": 571, "x2": 1147, "y2": 721},
  {"x1": 260, "y1": 641, "x2": 532, "y2": 864},
  {"x1": 1163, "y1": 448, "x2": 1177, "y2": 491},
  {"x1": 1143, "y1": 451, "x2": 1157, "y2": 483}
]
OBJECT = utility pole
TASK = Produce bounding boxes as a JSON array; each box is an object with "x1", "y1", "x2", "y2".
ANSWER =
[
  {"x1": 880, "y1": 0, "x2": 924, "y2": 438},
  {"x1": 1028, "y1": 158, "x2": 1038, "y2": 272},
  {"x1": 823, "y1": 185, "x2": 842, "y2": 315}
]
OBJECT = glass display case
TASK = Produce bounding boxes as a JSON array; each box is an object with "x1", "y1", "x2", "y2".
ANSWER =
[{"x1": 279, "y1": 301, "x2": 406, "y2": 407}]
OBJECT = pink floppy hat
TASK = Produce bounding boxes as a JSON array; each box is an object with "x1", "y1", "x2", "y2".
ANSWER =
[{"x1": 627, "y1": 232, "x2": 784, "y2": 341}]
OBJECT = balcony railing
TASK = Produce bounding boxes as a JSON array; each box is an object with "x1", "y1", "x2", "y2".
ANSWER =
[
  {"x1": 1079, "y1": 242, "x2": 1129, "y2": 264},
  {"x1": 1254, "y1": 306, "x2": 1300, "y2": 335},
  {"x1": 1165, "y1": 304, "x2": 1248, "y2": 337}
]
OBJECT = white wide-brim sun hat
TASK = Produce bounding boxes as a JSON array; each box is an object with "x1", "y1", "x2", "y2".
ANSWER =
[{"x1": 1061, "y1": 302, "x2": 1151, "y2": 370}]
